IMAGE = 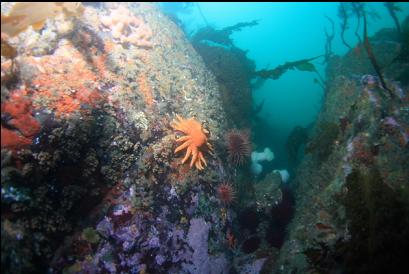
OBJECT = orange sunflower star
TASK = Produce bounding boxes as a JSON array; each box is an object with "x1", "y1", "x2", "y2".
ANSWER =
[{"x1": 171, "y1": 115, "x2": 213, "y2": 170}]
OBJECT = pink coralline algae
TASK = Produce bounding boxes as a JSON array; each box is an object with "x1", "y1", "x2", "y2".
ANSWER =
[
  {"x1": 384, "y1": 116, "x2": 400, "y2": 127},
  {"x1": 360, "y1": 74, "x2": 379, "y2": 90},
  {"x1": 345, "y1": 136, "x2": 374, "y2": 167},
  {"x1": 391, "y1": 82, "x2": 405, "y2": 99},
  {"x1": 339, "y1": 116, "x2": 350, "y2": 135},
  {"x1": 382, "y1": 116, "x2": 409, "y2": 146},
  {"x1": 366, "y1": 88, "x2": 379, "y2": 106},
  {"x1": 353, "y1": 138, "x2": 374, "y2": 166},
  {"x1": 112, "y1": 204, "x2": 132, "y2": 216},
  {"x1": 360, "y1": 74, "x2": 381, "y2": 106},
  {"x1": 343, "y1": 138, "x2": 354, "y2": 177}
]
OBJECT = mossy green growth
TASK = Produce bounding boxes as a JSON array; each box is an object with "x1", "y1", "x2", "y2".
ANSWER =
[
  {"x1": 305, "y1": 121, "x2": 339, "y2": 162},
  {"x1": 395, "y1": 16, "x2": 409, "y2": 84},
  {"x1": 194, "y1": 193, "x2": 213, "y2": 217},
  {"x1": 82, "y1": 227, "x2": 100, "y2": 244},
  {"x1": 305, "y1": 168, "x2": 409, "y2": 273},
  {"x1": 62, "y1": 262, "x2": 82, "y2": 274},
  {"x1": 235, "y1": 175, "x2": 256, "y2": 210},
  {"x1": 254, "y1": 172, "x2": 282, "y2": 212},
  {"x1": 286, "y1": 126, "x2": 309, "y2": 168},
  {"x1": 340, "y1": 168, "x2": 409, "y2": 273}
]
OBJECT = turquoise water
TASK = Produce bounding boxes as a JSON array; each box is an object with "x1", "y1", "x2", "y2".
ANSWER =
[{"x1": 166, "y1": 2, "x2": 409, "y2": 147}]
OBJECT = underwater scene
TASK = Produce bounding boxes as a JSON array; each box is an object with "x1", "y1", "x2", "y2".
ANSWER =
[{"x1": 1, "y1": 2, "x2": 409, "y2": 273}]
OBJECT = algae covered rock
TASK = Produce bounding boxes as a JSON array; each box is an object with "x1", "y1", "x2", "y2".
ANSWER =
[
  {"x1": 254, "y1": 171, "x2": 283, "y2": 212},
  {"x1": 1, "y1": 3, "x2": 230, "y2": 273},
  {"x1": 276, "y1": 22, "x2": 409, "y2": 274}
]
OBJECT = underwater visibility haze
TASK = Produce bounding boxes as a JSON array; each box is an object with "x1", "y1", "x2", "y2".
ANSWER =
[{"x1": 1, "y1": 2, "x2": 409, "y2": 273}]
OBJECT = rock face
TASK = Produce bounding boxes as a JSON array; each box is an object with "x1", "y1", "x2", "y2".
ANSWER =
[
  {"x1": 276, "y1": 27, "x2": 409, "y2": 273},
  {"x1": 1, "y1": 3, "x2": 233, "y2": 273},
  {"x1": 2, "y1": 3, "x2": 408, "y2": 274},
  {"x1": 192, "y1": 43, "x2": 255, "y2": 129}
]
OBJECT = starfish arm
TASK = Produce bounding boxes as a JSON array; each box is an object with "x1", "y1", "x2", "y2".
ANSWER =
[
  {"x1": 174, "y1": 124, "x2": 189, "y2": 133},
  {"x1": 176, "y1": 115, "x2": 185, "y2": 123},
  {"x1": 170, "y1": 121, "x2": 177, "y2": 128},
  {"x1": 175, "y1": 140, "x2": 191, "y2": 153},
  {"x1": 176, "y1": 135, "x2": 191, "y2": 142},
  {"x1": 174, "y1": 116, "x2": 187, "y2": 128},
  {"x1": 195, "y1": 160, "x2": 203, "y2": 170},
  {"x1": 206, "y1": 142, "x2": 214, "y2": 152},
  {"x1": 182, "y1": 146, "x2": 192, "y2": 164},
  {"x1": 190, "y1": 148, "x2": 198, "y2": 167},
  {"x1": 172, "y1": 124, "x2": 182, "y2": 131},
  {"x1": 199, "y1": 159, "x2": 205, "y2": 170},
  {"x1": 171, "y1": 119, "x2": 182, "y2": 129},
  {"x1": 198, "y1": 152, "x2": 207, "y2": 166}
]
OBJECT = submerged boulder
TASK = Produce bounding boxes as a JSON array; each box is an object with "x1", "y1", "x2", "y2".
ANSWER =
[
  {"x1": 1, "y1": 3, "x2": 232, "y2": 273},
  {"x1": 276, "y1": 26, "x2": 409, "y2": 273}
]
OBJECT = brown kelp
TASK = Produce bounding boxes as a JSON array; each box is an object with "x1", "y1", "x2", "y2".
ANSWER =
[
  {"x1": 255, "y1": 55, "x2": 325, "y2": 91},
  {"x1": 191, "y1": 20, "x2": 259, "y2": 46},
  {"x1": 337, "y1": 3, "x2": 381, "y2": 52},
  {"x1": 195, "y1": 3, "x2": 210, "y2": 27},
  {"x1": 255, "y1": 55, "x2": 323, "y2": 80},
  {"x1": 0, "y1": 37, "x2": 17, "y2": 59},
  {"x1": 1, "y1": 2, "x2": 84, "y2": 37},
  {"x1": 338, "y1": 3, "x2": 352, "y2": 50},
  {"x1": 323, "y1": 15, "x2": 335, "y2": 63},
  {"x1": 223, "y1": 20, "x2": 259, "y2": 34},
  {"x1": 351, "y1": 2, "x2": 365, "y2": 45},
  {"x1": 362, "y1": 13, "x2": 394, "y2": 97},
  {"x1": 339, "y1": 168, "x2": 409, "y2": 273},
  {"x1": 384, "y1": 2, "x2": 402, "y2": 33}
]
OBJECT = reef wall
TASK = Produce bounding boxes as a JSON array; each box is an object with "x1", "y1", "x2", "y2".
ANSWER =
[
  {"x1": 192, "y1": 43, "x2": 255, "y2": 129},
  {"x1": 276, "y1": 26, "x2": 409, "y2": 273},
  {"x1": 1, "y1": 3, "x2": 237, "y2": 273}
]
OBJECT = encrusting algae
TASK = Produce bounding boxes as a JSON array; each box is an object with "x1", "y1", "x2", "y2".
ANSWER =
[{"x1": 2, "y1": 2, "x2": 407, "y2": 274}]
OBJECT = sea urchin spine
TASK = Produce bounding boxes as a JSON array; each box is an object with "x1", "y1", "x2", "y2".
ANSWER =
[
  {"x1": 217, "y1": 182, "x2": 236, "y2": 205},
  {"x1": 225, "y1": 129, "x2": 251, "y2": 166}
]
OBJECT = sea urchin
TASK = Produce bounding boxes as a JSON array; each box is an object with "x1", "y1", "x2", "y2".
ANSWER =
[
  {"x1": 217, "y1": 182, "x2": 236, "y2": 205},
  {"x1": 225, "y1": 129, "x2": 251, "y2": 166}
]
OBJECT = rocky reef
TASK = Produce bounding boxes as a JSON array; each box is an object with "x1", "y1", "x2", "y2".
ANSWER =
[
  {"x1": 276, "y1": 24, "x2": 409, "y2": 273},
  {"x1": 2, "y1": 2, "x2": 408, "y2": 274},
  {"x1": 191, "y1": 22, "x2": 257, "y2": 129},
  {"x1": 1, "y1": 3, "x2": 236, "y2": 273},
  {"x1": 1, "y1": 3, "x2": 287, "y2": 274}
]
